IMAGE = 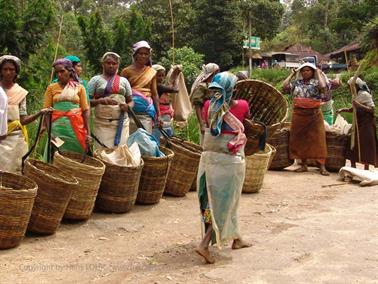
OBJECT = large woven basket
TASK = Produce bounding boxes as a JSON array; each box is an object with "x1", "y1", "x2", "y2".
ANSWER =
[
  {"x1": 95, "y1": 150, "x2": 144, "y2": 213},
  {"x1": 137, "y1": 147, "x2": 174, "y2": 204},
  {"x1": 325, "y1": 132, "x2": 349, "y2": 172},
  {"x1": 234, "y1": 79, "x2": 288, "y2": 135},
  {"x1": 267, "y1": 123, "x2": 293, "y2": 170},
  {"x1": 242, "y1": 144, "x2": 273, "y2": 193},
  {"x1": 53, "y1": 152, "x2": 105, "y2": 220},
  {"x1": 164, "y1": 138, "x2": 202, "y2": 197},
  {"x1": 0, "y1": 172, "x2": 37, "y2": 249},
  {"x1": 24, "y1": 160, "x2": 78, "y2": 234}
]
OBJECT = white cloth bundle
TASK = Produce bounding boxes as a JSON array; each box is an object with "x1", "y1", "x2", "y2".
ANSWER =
[
  {"x1": 0, "y1": 87, "x2": 7, "y2": 136},
  {"x1": 99, "y1": 142, "x2": 141, "y2": 167},
  {"x1": 339, "y1": 166, "x2": 378, "y2": 186}
]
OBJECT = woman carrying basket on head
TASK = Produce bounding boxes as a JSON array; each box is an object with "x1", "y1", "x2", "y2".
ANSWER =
[
  {"x1": 88, "y1": 52, "x2": 133, "y2": 149},
  {"x1": 121, "y1": 41, "x2": 161, "y2": 134},
  {"x1": 43, "y1": 58, "x2": 91, "y2": 157},
  {"x1": 190, "y1": 63, "x2": 220, "y2": 145},
  {"x1": 337, "y1": 77, "x2": 377, "y2": 169},
  {"x1": 283, "y1": 62, "x2": 329, "y2": 176},
  {"x1": 0, "y1": 55, "x2": 51, "y2": 173},
  {"x1": 196, "y1": 72, "x2": 251, "y2": 264}
]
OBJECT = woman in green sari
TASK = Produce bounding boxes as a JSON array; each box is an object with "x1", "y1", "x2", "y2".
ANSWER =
[{"x1": 43, "y1": 58, "x2": 91, "y2": 157}]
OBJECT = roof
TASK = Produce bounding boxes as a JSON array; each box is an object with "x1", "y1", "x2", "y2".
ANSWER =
[
  {"x1": 284, "y1": 43, "x2": 325, "y2": 61},
  {"x1": 324, "y1": 42, "x2": 361, "y2": 58}
]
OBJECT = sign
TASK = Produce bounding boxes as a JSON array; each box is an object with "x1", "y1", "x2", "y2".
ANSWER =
[{"x1": 243, "y1": 36, "x2": 261, "y2": 50}]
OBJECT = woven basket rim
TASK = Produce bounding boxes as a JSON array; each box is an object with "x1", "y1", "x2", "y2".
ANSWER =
[
  {"x1": 0, "y1": 171, "x2": 38, "y2": 196},
  {"x1": 94, "y1": 149, "x2": 144, "y2": 169},
  {"x1": 142, "y1": 146, "x2": 174, "y2": 161},
  {"x1": 55, "y1": 151, "x2": 105, "y2": 171},
  {"x1": 24, "y1": 159, "x2": 78, "y2": 185},
  {"x1": 251, "y1": 143, "x2": 274, "y2": 157}
]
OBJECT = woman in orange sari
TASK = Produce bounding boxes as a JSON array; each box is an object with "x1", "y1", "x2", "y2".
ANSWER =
[
  {"x1": 121, "y1": 41, "x2": 160, "y2": 134},
  {"x1": 0, "y1": 55, "x2": 51, "y2": 173}
]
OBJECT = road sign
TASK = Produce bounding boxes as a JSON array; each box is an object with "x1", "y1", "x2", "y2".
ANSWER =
[{"x1": 243, "y1": 36, "x2": 261, "y2": 50}]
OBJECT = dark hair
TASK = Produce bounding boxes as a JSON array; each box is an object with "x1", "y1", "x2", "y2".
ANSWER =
[{"x1": 0, "y1": 59, "x2": 20, "y2": 82}]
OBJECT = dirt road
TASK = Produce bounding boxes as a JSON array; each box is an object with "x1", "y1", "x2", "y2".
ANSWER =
[{"x1": 1, "y1": 167, "x2": 377, "y2": 284}]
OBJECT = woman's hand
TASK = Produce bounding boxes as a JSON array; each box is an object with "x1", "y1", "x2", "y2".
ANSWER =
[
  {"x1": 39, "y1": 107, "x2": 54, "y2": 115},
  {"x1": 336, "y1": 108, "x2": 351, "y2": 114},
  {"x1": 119, "y1": 103, "x2": 129, "y2": 112},
  {"x1": 100, "y1": 97, "x2": 118, "y2": 105},
  {"x1": 85, "y1": 134, "x2": 92, "y2": 145}
]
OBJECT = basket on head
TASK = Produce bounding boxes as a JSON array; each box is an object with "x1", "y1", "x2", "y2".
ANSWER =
[
  {"x1": 325, "y1": 132, "x2": 349, "y2": 172},
  {"x1": 267, "y1": 122, "x2": 294, "y2": 170},
  {"x1": 242, "y1": 144, "x2": 273, "y2": 193},
  {"x1": 234, "y1": 79, "x2": 288, "y2": 135},
  {"x1": 24, "y1": 159, "x2": 78, "y2": 234},
  {"x1": 137, "y1": 147, "x2": 174, "y2": 205},
  {"x1": 95, "y1": 149, "x2": 144, "y2": 213},
  {"x1": 164, "y1": 138, "x2": 202, "y2": 197},
  {"x1": 53, "y1": 152, "x2": 105, "y2": 221},
  {"x1": 0, "y1": 172, "x2": 37, "y2": 249}
]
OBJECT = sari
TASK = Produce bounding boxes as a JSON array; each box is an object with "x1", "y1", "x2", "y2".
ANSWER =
[
  {"x1": 0, "y1": 87, "x2": 7, "y2": 136},
  {"x1": 89, "y1": 75, "x2": 131, "y2": 149},
  {"x1": 0, "y1": 84, "x2": 29, "y2": 173},
  {"x1": 43, "y1": 82, "x2": 88, "y2": 155},
  {"x1": 197, "y1": 72, "x2": 247, "y2": 248},
  {"x1": 121, "y1": 66, "x2": 157, "y2": 134}
]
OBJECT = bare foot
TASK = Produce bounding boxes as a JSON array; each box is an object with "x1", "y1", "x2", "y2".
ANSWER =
[
  {"x1": 294, "y1": 166, "x2": 308, "y2": 173},
  {"x1": 195, "y1": 247, "x2": 215, "y2": 264},
  {"x1": 319, "y1": 166, "x2": 330, "y2": 176},
  {"x1": 232, "y1": 239, "x2": 252, "y2": 250}
]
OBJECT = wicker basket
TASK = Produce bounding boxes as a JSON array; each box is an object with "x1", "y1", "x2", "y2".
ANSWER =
[
  {"x1": 267, "y1": 123, "x2": 293, "y2": 170},
  {"x1": 325, "y1": 132, "x2": 349, "y2": 172},
  {"x1": 0, "y1": 172, "x2": 37, "y2": 249},
  {"x1": 24, "y1": 160, "x2": 78, "y2": 234},
  {"x1": 137, "y1": 147, "x2": 174, "y2": 204},
  {"x1": 53, "y1": 152, "x2": 105, "y2": 220},
  {"x1": 95, "y1": 150, "x2": 144, "y2": 213},
  {"x1": 164, "y1": 139, "x2": 202, "y2": 197},
  {"x1": 234, "y1": 79, "x2": 288, "y2": 135},
  {"x1": 242, "y1": 144, "x2": 273, "y2": 193}
]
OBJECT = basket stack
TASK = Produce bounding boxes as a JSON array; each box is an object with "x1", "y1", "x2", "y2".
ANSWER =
[
  {"x1": 266, "y1": 123, "x2": 294, "y2": 170},
  {"x1": 24, "y1": 160, "x2": 78, "y2": 234},
  {"x1": 0, "y1": 172, "x2": 37, "y2": 249},
  {"x1": 242, "y1": 144, "x2": 274, "y2": 193},
  {"x1": 325, "y1": 132, "x2": 349, "y2": 172},
  {"x1": 234, "y1": 79, "x2": 288, "y2": 136},
  {"x1": 137, "y1": 147, "x2": 174, "y2": 204},
  {"x1": 53, "y1": 152, "x2": 105, "y2": 221},
  {"x1": 95, "y1": 150, "x2": 144, "y2": 213},
  {"x1": 164, "y1": 138, "x2": 202, "y2": 197}
]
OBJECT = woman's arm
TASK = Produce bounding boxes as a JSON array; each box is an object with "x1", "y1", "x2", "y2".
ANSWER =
[
  {"x1": 353, "y1": 100, "x2": 375, "y2": 113},
  {"x1": 151, "y1": 77, "x2": 161, "y2": 120},
  {"x1": 21, "y1": 90, "x2": 52, "y2": 125},
  {"x1": 282, "y1": 69, "x2": 296, "y2": 91}
]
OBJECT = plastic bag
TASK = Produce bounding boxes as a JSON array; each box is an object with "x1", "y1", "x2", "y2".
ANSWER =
[{"x1": 127, "y1": 128, "x2": 165, "y2": 157}]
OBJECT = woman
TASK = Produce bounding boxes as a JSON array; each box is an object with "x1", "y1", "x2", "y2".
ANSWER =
[
  {"x1": 43, "y1": 58, "x2": 90, "y2": 157},
  {"x1": 338, "y1": 77, "x2": 377, "y2": 169},
  {"x1": 196, "y1": 72, "x2": 251, "y2": 264},
  {"x1": 151, "y1": 64, "x2": 179, "y2": 139},
  {"x1": 190, "y1": 63, "x2": 220, "y2": 145},
  {"x1": 0, "y1": 55, "x2": 50, "y2": 172},
  {"x1": 88, "y1": 52, "x2": 133, "y2": 149},
  {"x1": 121, "y1": 41, "x2": 160, "y2": 134},
  {"x1": 283, "y1": 62, "x2": 329, "y2": 175}
]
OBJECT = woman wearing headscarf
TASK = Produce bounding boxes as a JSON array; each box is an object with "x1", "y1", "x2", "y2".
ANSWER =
[
  {"x1": 88, "y1": 52, "x2": 132, "y2": 149},
  {"x1": 196, "y1": 72, "x2": 251, "y2": 264},
  {"x1": 43, "y1": 58, "x2": 90, "y2": 157},
  {"x1": 337, "y1": 77, "x2": 377, "y2": 169},
  {"x1": 283, "y1": 62, "x2": 329, "y2": 175},
  {"x1": 0, "y1": 55, "x2": 51, "y2": 172},
  {"x1": 121, "y1": 40, "x2": 160, "y2": 134},
  {"x1": 190, "y1": 63, "x2": 220, "y2": 145}
]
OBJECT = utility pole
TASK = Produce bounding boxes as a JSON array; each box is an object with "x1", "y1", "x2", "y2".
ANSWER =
[{"x1": 248, "y1": 11, "x2": 252, "y2": 77}]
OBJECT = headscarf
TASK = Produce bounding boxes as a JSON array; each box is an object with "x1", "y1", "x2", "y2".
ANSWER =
[
  {"x1": 295, "y1": 62, "x2": 320, "y2": 81},
  {"x1": 208, "y1": 72, "x2": 238, "y2": 137},
  {"x1": 152, "y1": 64, "x2": 166, "y2": 72},
  {"x1": 0, "y1": 55, "x2": 21, "y2": 75},
  {"x1": 190, "y1": 63, "x2": 220, "y2": 94},
  {"x1": 347, "y1": 77, "x2": 371, "y2": 94},
  {"x1": 53, "y1": 58, "x2": 79, "y2": 82},
  {"x1": 132, "y1": 40, "x2": 152, "y2": 66},
  {"x1": 101, "y1": 52, "x2": 121, "y2": 63},
  {"x1": 65, "y1": 55, "x2": 81, "y2": 64},
  {"x1": 236, "y1": 71, "x2": 248, "y2": 80}
]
